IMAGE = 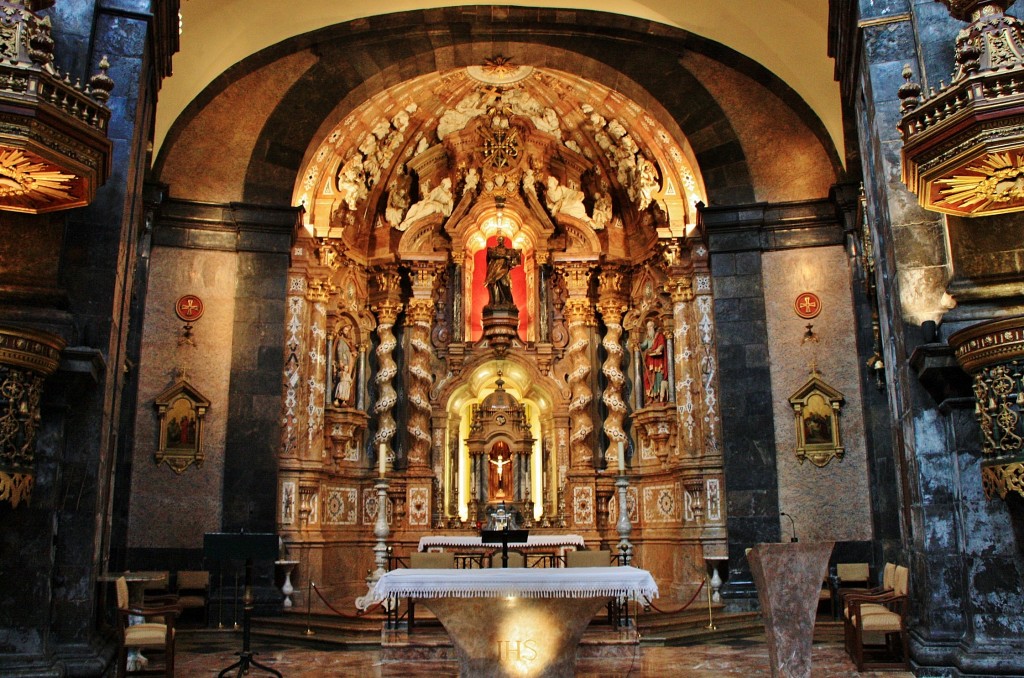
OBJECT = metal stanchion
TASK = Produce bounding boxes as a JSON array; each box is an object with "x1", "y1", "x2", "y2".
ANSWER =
[
  {"x1": 303, "y1": 580, "x2": 316, "y2": 636},
  {"x1": 217, "y1": 571, "x2": 225, "y2": 629},
  {"x1": 232, "y1": 570, "x2": 241, "y2": 630},
  {"x1": 705, "y1": 573, "x2": 717, "y2": 630}
]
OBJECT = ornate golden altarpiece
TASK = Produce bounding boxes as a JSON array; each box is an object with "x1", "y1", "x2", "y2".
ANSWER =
[{"x1": 276, "y1": 61, "x2": 727, "y2": 604}]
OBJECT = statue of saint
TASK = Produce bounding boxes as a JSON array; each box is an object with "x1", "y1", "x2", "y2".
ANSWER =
[
  {"x1": 483, "y1": 235, "x2": 522, "y2": 307},
  {"x1": 640, "y1": 319, "x2": 669, "y2": 403},
  {"x1": 333, "y1": 324, "x2": 356, "y2": 407},
  {"x1": 396, "y1": 177, "x2": 454, "y2": 231}
]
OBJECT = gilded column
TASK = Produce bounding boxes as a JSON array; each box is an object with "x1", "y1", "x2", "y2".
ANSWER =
[
  {"x1": 667, "y1": 271, "x2": 698, "y2": 450},
  {"x1": 559, "y1": 262, "x2": 596, "y2": 468},
  {"x1": 371, "y1": 267, "x2": 403, "y2": 464},
  {"x1": 597, "y1": 269, "x2": 629, "y2": 468},
  {"x1": 406, "y1": 262, "x2": 441, "y2": 470},
  {"x1": 304, "y1": 277, "x2": 331, "y2": 461}
]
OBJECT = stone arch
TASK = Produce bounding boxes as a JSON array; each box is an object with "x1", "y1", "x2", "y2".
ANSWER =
[{"x1": 154, "y1": 8, "x2": 841, "y2": 208}]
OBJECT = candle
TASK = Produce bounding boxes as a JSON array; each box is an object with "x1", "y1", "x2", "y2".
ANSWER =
[
  {"x1": 379, "y1": 443, "x2": 387, "y2": 476},
  {"x1": 617, "y1": 441, "x2": 625, "y2": 472}
]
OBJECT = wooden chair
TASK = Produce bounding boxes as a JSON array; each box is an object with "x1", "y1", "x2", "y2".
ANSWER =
[
  {"x1": 566, "y1": 550, "x2": 613, "y2": 568},
  {"x1": 115, "y1": 576, "x2": 180, "y2": 678},
  {"x1": 828, "y1": 562, "x2": 870, "y2": 619},
  {"x1": 491, "y1": 550, "x2": 525, "y2": 568},
  {"x1": 174, "y1": 570, "x2": 209, "y2": 627},
  {"x1": 409, "y1": 552, "x2": 455, "y2": 569},
  {"x1": 843, "y1": 564, "x2": 910, "y2": 671},
  {"x1": 137, "y1": 571, "x2": 175, "y2": 607}
]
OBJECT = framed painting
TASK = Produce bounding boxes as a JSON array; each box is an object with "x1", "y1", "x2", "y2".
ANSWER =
[
  {"x1": 153, "y1": 378, "x2": 210, "y2": 474},
  {"x1": 788, "y1": 369, "x2": 845, "y2": 468}
]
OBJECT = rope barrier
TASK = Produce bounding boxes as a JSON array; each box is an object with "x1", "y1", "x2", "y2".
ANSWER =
[
  {"x1": 311, "y1": 582, "x2": 383, "y2": 618},
  {"x1": 638, "y1": 578, "x2": 705, "y2": 615}
]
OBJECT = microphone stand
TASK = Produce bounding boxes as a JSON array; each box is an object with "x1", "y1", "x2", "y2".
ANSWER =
[{"x1": 780, "y1": 511, "x2": 798, "y2": 542}]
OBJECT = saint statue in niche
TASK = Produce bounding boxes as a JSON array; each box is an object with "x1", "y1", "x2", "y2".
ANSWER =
[
  {"x1": 483, "y1": 236, "x2": 522, "y2": 307},
  {"x1": 488, "y1": 441, "x2": 513, "y2": 499},
  {"x1": 641, "y1": 319, "x2": 669, "y2": 403},
  {"x1": 333, "y1": 323, "x2": 356, "y2": 407}
]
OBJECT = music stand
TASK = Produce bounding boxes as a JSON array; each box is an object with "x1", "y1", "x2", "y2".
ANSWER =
[
  {"x1": 204, "y1": 532, "x2": 281, "y2": 678},
  {"x1": 481, "y1": 527, "x2": 529, "y2": 568}
]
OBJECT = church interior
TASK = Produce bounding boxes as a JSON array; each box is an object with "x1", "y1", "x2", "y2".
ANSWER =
[{"x1": 1, "y1": 0, "x2": 1023, "y2": 676}]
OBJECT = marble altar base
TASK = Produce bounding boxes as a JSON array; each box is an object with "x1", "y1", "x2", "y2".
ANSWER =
[{"x1": 423, "y1": 596, "x2": 610, "y2": 678}]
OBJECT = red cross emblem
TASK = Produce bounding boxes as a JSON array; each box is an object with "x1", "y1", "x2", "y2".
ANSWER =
[
  {"x1": 794, "y1": 292, "x2": 821, "y2": 319},
  {"x1": 175, "y1": 294, "x2": 205, "y2": 322}
]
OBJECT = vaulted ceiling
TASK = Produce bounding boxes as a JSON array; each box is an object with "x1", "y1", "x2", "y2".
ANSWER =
[{"x1": 155, "y1": 4, "x2": 840, "y2": 234}]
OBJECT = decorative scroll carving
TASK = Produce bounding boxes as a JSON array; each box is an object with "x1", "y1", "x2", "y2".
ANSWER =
[
  {"x1": 0, "y1": 325, "x2": 64, "y2": 507},
  {"x1": 951, "y1": 315, "x2": 1024, "y2": 500}
]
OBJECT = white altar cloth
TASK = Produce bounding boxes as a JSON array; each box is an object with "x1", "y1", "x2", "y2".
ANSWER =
[
  {"x1": 372, "y1": 566, "x2": 659, "y2": 600},
  {"x1": 417, "y1": 534, "x2": 586, "y2": 551}
]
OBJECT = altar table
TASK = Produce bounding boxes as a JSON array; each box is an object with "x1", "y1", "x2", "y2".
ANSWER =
[
  {"x1": 373, "y1": 566, "x2": 658, "y2": 678},
  {"x1": 417, "y1": 533, "x2": 585, "y2": 551}
]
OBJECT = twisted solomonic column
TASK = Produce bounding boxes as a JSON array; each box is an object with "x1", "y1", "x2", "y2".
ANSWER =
[
  {"x1": 560, "y1": 263, "x2": 595, "y2": 468},
  {"x1": 371, "y1": 268, "x2": 403, "y2": 461},
  {"x1": 403, "y1": 297, "x2": 436, "y2": 473},
  {"x1": 597, "y1": 277, "x2": 629, "y2": 467}
]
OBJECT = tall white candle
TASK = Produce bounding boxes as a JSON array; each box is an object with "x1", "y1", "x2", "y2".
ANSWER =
[
  {"x1": 379, "y1": 443, "x2": 387, "y2": 476},
  {"x1": 617, "y1": 441, "x2": 625, "y2": 472}
]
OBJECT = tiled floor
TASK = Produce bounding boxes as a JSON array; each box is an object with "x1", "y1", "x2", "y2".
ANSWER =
[{"x1": 175, "y1": 631, "x2": 914, "y2": 677}]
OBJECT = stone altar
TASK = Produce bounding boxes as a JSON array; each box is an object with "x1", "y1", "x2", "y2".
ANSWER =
[{"x1": 373, "y1": 566, "x2": 658, "y2": 677}]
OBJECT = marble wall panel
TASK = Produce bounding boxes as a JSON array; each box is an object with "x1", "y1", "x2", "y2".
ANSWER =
[
  {"x1": 127, "y1": 247, "x2": 237, "y2": 548},
  {"x1": 763, "y1": 246, "x2": 872, "y2": 542}
]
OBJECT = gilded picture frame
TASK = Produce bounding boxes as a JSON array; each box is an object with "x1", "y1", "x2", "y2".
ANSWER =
[
  {"x1": 788, "y1": 370, "x2": 845, "y2": 468},
  {"x1": 153, "y1": 379, "x2": 210, "y2": 474}
]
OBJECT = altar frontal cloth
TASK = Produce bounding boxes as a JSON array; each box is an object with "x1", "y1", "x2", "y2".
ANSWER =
[{"x1": 372, "y1": 565, "x2": 659, "y2": 600}]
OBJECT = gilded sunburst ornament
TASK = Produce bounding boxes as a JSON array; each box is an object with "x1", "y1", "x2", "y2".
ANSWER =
[
  {"x1": 482, "y1": 56, "x2": 517, "y2": 78},
  {"x1": 936, "y1": 152, "x2": 1024, "y2": 212},
  {"x1": 0, "y1": 148, "x2": 77, "y2": 203},
  {"x1": 467, "y1": 56, "x2": 534, "y2": 85}
]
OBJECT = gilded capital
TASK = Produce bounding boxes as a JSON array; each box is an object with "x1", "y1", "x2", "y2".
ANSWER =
[
  {"x1": 408, "y1": 261, "x2": 442, "y2": 297},
  {"x1": 557, "y1": 262, "x2": 594, "y2": 298},
  {"x1": 372, "y1": 298, "x2": 404, "y2": 326},
  {"x1": 406, "y1": 297, "x2": 435, "y2": 325},
  {"x1": 667, "y1": 277, "x2": 695, "y2": 303}
]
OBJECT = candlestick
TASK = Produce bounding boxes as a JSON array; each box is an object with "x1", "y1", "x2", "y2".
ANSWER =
[
  {"x1": 617, "y1": 440, "x2": 625, "y2": 472},
  {"x1": 379, "y1": 442, "x2": 386, "y2": 476}
]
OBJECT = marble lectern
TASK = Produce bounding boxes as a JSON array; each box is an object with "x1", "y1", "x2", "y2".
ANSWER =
[
  {"x1": 373, "y1": 566, "x2": 658, "y2": 678},
  {"x1": 747, "y1": 541, "x2": 834, "y2": 678}
]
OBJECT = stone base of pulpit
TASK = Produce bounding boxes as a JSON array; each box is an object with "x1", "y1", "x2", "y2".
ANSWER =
[
  {"x1": 747, "y1": 541, "x2": 834, "y2": 678},
  {"x1": 422, "y1": 597, "x2": 608, "y2": 678}
]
